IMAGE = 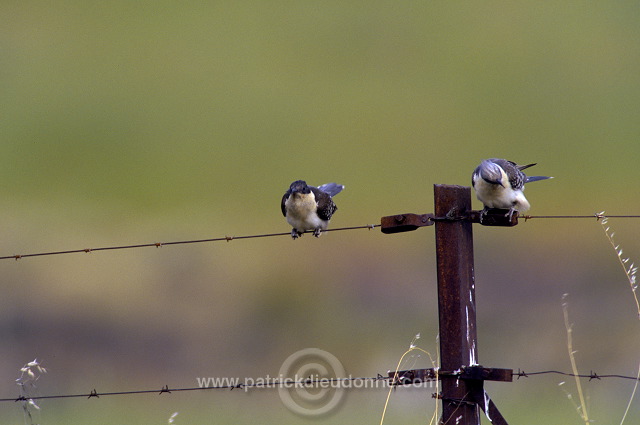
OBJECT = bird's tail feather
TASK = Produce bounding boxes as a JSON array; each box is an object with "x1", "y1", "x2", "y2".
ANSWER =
[
  {"x1": 517, "y1": 163, "x2": 537, "y2": 171},
  {"x1": 318, "y1": 183, "x2": 345, "y2": 197},
  {"x1": 525, "y1": 175, "x2": 553, "y2": 183}
]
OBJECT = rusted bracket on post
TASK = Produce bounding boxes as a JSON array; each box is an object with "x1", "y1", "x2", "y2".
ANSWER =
[
  {"x1": 380, "y1": 213, "x2": 435, "y2": 233},
  {"x1": 380, "y1": 209, "x2": 518, "y2": 234},
  {"x1": 468, "y1": 209, "x2": 519, "y2": 226},
  {"x1": 388, "y1": 366, "x2": 513, "y2": 386},
  {"x1": 388, "y1": 366, "x2": 512, "y2": 425},
  {"x1": 388, "y1": 367, "x2": 438, "y2": 385}
]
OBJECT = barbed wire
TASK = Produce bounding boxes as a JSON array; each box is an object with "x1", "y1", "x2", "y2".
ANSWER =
[
  {"x1": 0, "y1": 224, "x2": 379, "y2": 261},
  {"x1": 514, "y1": 369, "x2": 640, "y2": 381},
  {"x1": 2, "y1": 369, "x2": 639, "y2": 404},
  {"x1": 3, "y1": 376, "x2": 388, "y2": 403},
  {"x1": 1, "y1": 213, "x2": 639, "y2": 261},
  {"x1": 522, "y1": 214, "x2": 640, "y2": 220}
]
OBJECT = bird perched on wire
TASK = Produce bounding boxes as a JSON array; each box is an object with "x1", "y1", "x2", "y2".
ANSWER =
[
  {"x1": 472, "y1": 158, "x2": 552, "y2": 218},
  {"x1": 281, "y1": 180, "x2": 344, "y2": 239}
]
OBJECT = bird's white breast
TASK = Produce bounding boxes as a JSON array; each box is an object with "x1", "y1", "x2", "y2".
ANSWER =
[{"x1": 285, "y1": 192, "x2": 327, "y2": 231}]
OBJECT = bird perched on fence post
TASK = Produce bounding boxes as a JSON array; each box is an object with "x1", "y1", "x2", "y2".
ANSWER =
[
  {"x1": 472, "y1": 158, "x2": 552, "y2": 219},
  {"x1": 281, "y1": 180, "x2": 345, "y2": 239}
]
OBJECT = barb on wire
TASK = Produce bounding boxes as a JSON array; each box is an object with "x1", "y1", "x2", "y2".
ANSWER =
[{"x1": 0, "y1": 224, "x2": 380, "y2": 261}]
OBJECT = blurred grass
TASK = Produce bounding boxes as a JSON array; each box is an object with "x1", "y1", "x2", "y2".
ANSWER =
[{"x1": 1, "y1": 1, "x2": 640, "y2": 423}]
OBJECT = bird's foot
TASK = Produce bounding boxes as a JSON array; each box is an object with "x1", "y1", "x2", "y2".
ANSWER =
[
  {"x1": 313, "y1": 228, "x2": 323, "y2": 238},
  {"x1": 291, "y1": 228, "x2": 303, "y2": 239},
  {"x1": 505, "y1": 208, "x2": 516, "y2": 221},
  {"x1": 479, "y1": 207, "x2": 489, "y2": 223}
]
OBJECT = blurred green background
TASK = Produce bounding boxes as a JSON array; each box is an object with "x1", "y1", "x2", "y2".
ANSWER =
[{"x1": 2, "y1": 1, "x2": 640, "y2": 423}]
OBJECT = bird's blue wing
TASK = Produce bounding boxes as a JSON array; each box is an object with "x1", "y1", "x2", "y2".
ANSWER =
[{"x1": 317, "y1": 183, "x2": 344, "y2": 197}]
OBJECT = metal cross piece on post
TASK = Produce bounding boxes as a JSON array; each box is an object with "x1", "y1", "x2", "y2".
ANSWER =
[{"x1": 381, "y1": 184, "x2": 516, "y2": 425}]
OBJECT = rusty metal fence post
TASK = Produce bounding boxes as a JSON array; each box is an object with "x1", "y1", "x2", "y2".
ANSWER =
[{"x1": 434, "y1": 184, "x2": 480, "y2": 424}]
